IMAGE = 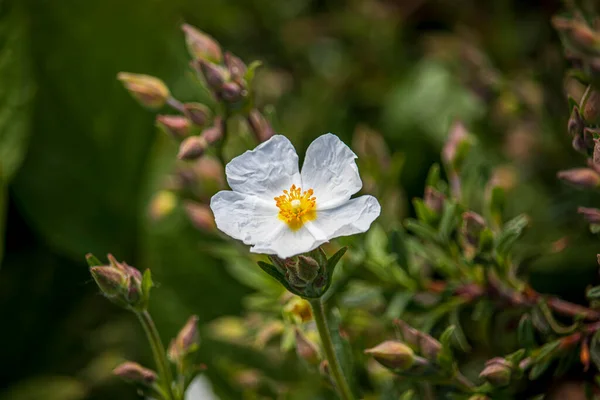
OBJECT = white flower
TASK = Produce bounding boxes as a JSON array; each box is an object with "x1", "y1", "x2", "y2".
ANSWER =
[{"x1": 210, "y1": 133, "x2": 381, "y2": 258}]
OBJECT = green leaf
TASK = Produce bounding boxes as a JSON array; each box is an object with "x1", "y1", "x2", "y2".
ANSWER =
[
  {"x1": 438, "y1": 201, "x2": 458, "y2": 242},
  {"x1": 85, "y1": 253, "x2": 103, "y2": 268},
  {"x1": 449, "y1": 308, "x2": 471, "y2": 352},
  {"x1": 587, "y1": 285, "x2": 600, "y2": 300},
  {"x1": 495, "y1": 214, "x2": 529, "y2": 255},
  {"x1": 404, "y1": 219, "x2": 439, "y2": 243},
  {"x1": 257, "y1": 261, "x2": 296, "y2": 295},
  {"x1": 528, "y1": 359, "x2": 551, "y2": 380},
  {"x1": 141, "y1": 269, "x2": 153, "y2": 307},
  {"x1": 426, "y1": 163, "x2": 441, "y2": 188},
  {"x1": 517, "y1": 315, "x2": 537, "y2": 350},
  {"x1": 326, "y1": 246, "x2": 347, "y2": 284},
  {"x1": 244, "y1": 60, "x2": 263, "y2": 87}
]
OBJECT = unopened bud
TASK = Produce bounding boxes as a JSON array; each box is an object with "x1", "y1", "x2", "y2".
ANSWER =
[
  {"x1": 197, "y1": 60, "x2": 227, "y2": 93},
  {"x1": 479, "y1": 357, "x2": 512, "y2": 387},
  {"x1": 442, "y1": 121, "x2": 472, "y2": 171},
  {"x1": 169, "y1": 315, "x2": 200, "y2": 363},
  {"x1": 295, "y1": 328, "x2": 320, "y2": 365},
  {"x1": 156, "y1": 115, "x2": 190, "y2": 139},
  {"x1": 117, "y1": 72, "x2": 170, "y2": 109},
  {"x1": 183, "y1": 103, "x2": 211, "y2": 126},
  {"x1": 126, "y1": 275, "x2": 142, "y2": 305},
  {"x1": 113, "y1": 361, "x2": 157, "y2": 384},
  {"x1": 553, "y1": 17, "x2": 600, "y2": 56},
  {"x1": 221, "y1": 82, "x2": 245, "y2": 103},
  {"x1": 573, "y1": 135, "x2": 588, "y2": 153},
  {"x1": 365, "y1": 341, "x2": 415, "y2": 370},
  {"x1": 183, "y1": 201, "x2": 215, "y2": 231},
  {"x1": 149, "y1": 191, "x2": 177, "y2": 221},
  {"x1": 90, "y1": 266, "x2": 127, "y2": 297},
  {"x1": 557, "y1": 168, "x2": 600, "y2": 188},
  {"x1": 578, "y1": 207, "x2": 600, "y2": 224},
  {"x1": 200, "y1": 121, "x2": 223, "y2": 144},
  {"x1": 394, "y1": 320, "x2": 419, "y2": 347},
  {"x1": 224, "y1": 52, "x2": 247, "y2": 81},
  {"x1": 461, "y1": 211, "x2": 486, "y2": 247},
  {"x1": 418, "y1": 334, "x2": 442, "y2": 360},
  {"x1": 247, "y1": 109, "x2": 275, "y2": 142},
  {"x1": 583, "y1": 89, "x2": 600, "y2": 125},
  {"x1": 178, "y1": 136, "x2": 208, "y2": 160},
  {"x1": 182, "y1": 24, "x2": 222, "y2": 63},
  {"x1": 568, "y1": 107, "x2": 584, "y2": 137},
  {"x1": 283, "y1": 297, "x2": 312, "y2": 322},
  {"x1": 296, "y1": 255, "x2": 320, "y2": 282},
  {"x1": 424, "y1": 187, "x2": 444, "y2": 213}
]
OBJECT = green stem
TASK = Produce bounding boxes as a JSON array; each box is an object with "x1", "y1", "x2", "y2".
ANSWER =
[
  {"x1": 309, "y1": 298, "x2": 355, "y2": 400},
  {"x1": 137, "y1": 310, "x2": 176, "y2": 400}
]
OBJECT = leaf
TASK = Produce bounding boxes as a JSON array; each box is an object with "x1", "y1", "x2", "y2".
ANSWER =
[
  {"x1": 404, "y1": 219, "x2": 439, "y2": 243},
  {"x1": 84, "y1": 253, "x2": 103, "y2": 268},
  {"x1": 326, "y1": 246, "x2": 347, "y2": 285},
  {"x1": 528, "y1": 359, "x2": 551, "y2": 380},
  {"x1": 426, "y1": 163, "x2": 441, "y2": 188},
  {"x1": 257, "y1": 261, "x2": 296, "y2": 295},
  {"x1": 384, "y1": 291, "x2": 413, "y2": 320},
  {"x1": 495, "y1": 214, "x2": 529, "y2": 256},
  {"x1": 587, "y1": 285, "x2": 600, "y2": 300},
  {"x1": 449, "y1": 308, "x2": 471, "y2": 352},
  {"x1": 517, "y1": 315, "x2": 537, "y2": 350},
  {"x1": 438, "y1": 201, "x2": 458, "y2": 243},
  {"x1": 141, "y1": 268, "x2": 153, "y2": 307},
  {"x1": 244, "y1": 60, "x2": 263, "y2": 87}
]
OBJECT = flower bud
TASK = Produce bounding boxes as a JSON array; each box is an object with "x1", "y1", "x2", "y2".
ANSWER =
[
  {"x1": 200, "y1": 121, "x2": 223, "y2": 144},
  {"x1": 224, "y1": 51, "x2": 247, "y2": 81},
  {"x1": 424, "y1": 187, "x2": 445, "y2": 214},
  {"x1": 113, "y1": 361, "x2": 157, "y2": 384},
  {"x1": 394, "y1": 320, "x2": 419, "y2": 347},
  {"x1": 583, "y1": 89, "x2": 600, "y2": 126},
  {"x1": 178, "y1": 136, "x2": 208, "y2": 161},
  {"x1": 148, "y1": 190, "x2": 177, "y2": 221},
  {"x1": 196, "y1": 60, "x2": 228, "y2": 93},
  {"x1": 183, "y1": 103, "x2": 211, "y2": 126},
  {"x1": 247, "y1": 109, "x2": 275, "y2": 142},
  {"x1": 126, "y1": 275, "x2": 142, "y2": 305},
  {"x1": 568, "y1": 107, "x2": 584, "y2": 137},
  {"x1": 221, "y1": 82, "x2": 245, "y2": 103},
  {"x1": 418, "y1": 334, "x2": 442, "y2": 361},
  {"x1": 156, "y1": 115, "x2": 190, "y2": 139},
  {"x1": 461, "y1": 211, "x2": 486, "y2": 247},
  {"x1": 117, "y1": 72, "x2": 170, "y2": 109},
  {"x1": 183, "y1": 201, "x2": 216, "y2": 231},
  {"x1": 168, "y1": 315, "x2": 200, "y2": 363},
  {"x1": 365, "y1": 341, "x2": 415, "y2": 370},
  {"x1": 295, "y1": 328, "x2": 320, "y2": 365},
  {"x1": 557, "y1": 168, "x2": 600, "y2": 189},
  {"x1": 573, "y1": 135, "x2": 588, "y2": 153},
  {"x1": 182, "y1": 24, "x2": 222, "y2": 63},
  {"x1": 578, "y1": 207, "x2": 600, "y2": 224},
  {"x1": 442, "y1": 121, "x2": 472, "y2": 171},
  {"x1": 479, "y1": 357, "x2": 512, "y2": 387},
  {"x1": 90, "y1": 266, "x2": 127, "y2": 297}
]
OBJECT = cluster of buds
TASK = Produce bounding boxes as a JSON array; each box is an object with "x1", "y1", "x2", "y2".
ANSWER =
[
  {"x1": 88, "y1": 254, "x2": 151, "y2": 311},
  {"x1": 552, "y1": 13, "x2": 600, "y2": 84},
  {"x1": 260, "y1": 247, "x2": 346, "y2": 299}
]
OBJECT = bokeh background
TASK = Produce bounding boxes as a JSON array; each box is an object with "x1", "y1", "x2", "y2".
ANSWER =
[{"x1": 1, "y1": 0, "x2": 598, "y2": 398}]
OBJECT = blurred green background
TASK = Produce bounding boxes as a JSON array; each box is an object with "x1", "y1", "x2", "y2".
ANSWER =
[{"x1": 1, "y1": 0, "x2": 598, "y2": 398}]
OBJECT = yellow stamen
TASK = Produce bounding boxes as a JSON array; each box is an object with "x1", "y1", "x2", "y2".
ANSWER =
[{"x1": 274, "y1": 184, "x2": 317, "y2": 230}]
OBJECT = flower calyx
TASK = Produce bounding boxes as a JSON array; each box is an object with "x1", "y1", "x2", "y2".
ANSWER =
[{"x1": 257, "y1": 246, "x2": 347, "y2": 299}]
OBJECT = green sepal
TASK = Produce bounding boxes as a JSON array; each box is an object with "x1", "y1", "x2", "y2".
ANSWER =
[
  {"x1": 85, "y1": 253, "x2": 103, "y2": 267},
  {"x1": 140, "y1": 269, "x2": 154, "y2": 309}
]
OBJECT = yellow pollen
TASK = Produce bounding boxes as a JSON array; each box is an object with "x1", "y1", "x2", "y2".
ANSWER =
[{"x1": 274, "y1": 184, "x2": 317, "y2": 230}]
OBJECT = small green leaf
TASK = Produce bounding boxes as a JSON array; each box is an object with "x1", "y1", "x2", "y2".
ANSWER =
[
  {"x1": 517, "y1": 315, "x2": 537, "y2": 350},
  {"x1": 528, "y1": 359, "x2": 551, "y2": 380},
  {"x1": 85, "y1": 253, "x2": 103, "y2": 267},
  {"x1": 438, "y1": 201, "x2": 458, "y2": 242},
  {"x1": 141, "y1": 269, "x2": 153, "y2": 307},
  {"x1": 587, "y1": 285, "x2": 600, "y2": 300},
  {"x1": 404, "y1": 219, "x2": 439, "y2": 243},
  {"x1": 326, "y1": 246, "x2": 347, "y2": 283},
  {"x1": 413, "y1": 198, "x2": 437, "y2": 224},
  {"x1": 426, "y1": 163, "x2": 441, "y2": 188},
  {"x1": 256, "y1": 261, "x2": 296, "y2": 295},
  {"x1": 244, "y1": 60, "x2": 263, "y2": 87},
  {"x1": 495, "y1": 214, "x2": 529, "y2": 255}
]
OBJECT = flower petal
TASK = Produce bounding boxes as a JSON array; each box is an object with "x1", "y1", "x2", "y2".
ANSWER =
[
  {"x1": 311, "y1": 195, "x2": 381, "y2": 239},
  {"x1": 300, "y1": 133, "x2": 362, "y2": 208},
  {"x1": 250, "y1": 226, "x2": 325, "y2": 259},
  {"x1": 225, "y1": 135, "x2": 301, "y2": 199},
  {"x1": 210, "y1": 190, "x2": 281, "y2": 245}
]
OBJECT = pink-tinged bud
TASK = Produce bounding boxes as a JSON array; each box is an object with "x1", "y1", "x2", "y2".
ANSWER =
[
  {"x1": 568, "y1": 107, "x2": 584, "y2": 137},
  {"x1": 394, "y1": 320, "x2": 441, "y2": 360},
  {"x1": 224, "y1": 51, "x2": 247, "y2": 81},
  {"x1": 113, "y1": 361, "x2": 157, "y2": 384},
  {"x1": 183, "y1": 103, "x2": 211, "y2": 126},
  {"x1": 394, "y1": 320, "x2": 419, "y2": 347},
  {"x1": 183, "y1": 201, "x2": 215, "y2": 231},
  {"x1": 182, "y1": 24, "x2": 222, "y2": 63},
  {"x1": 168, "y1": 315, "x2": 200, "y2": 363},
  {"x1": 419, "y1": 334, "x2": 442, "y2": 360},
  {"x1": 196, "y1": 60, "x2": 228, "y2": 92},
  {"x1": 295, "y1": 328, "x2": 320, "y2": 365},
  {"x1": 557, "y1": 168, "x2": 600, "y2": 189},
  {"x1": 578, "y1": 207, "x2": 600, "y2": 224},
  {"x1": 442, "y1": 121, "x2": 472, "y2": 170},
  {"x1": 90, "y1": 266, "x2": 127, "y2": 297},
  {"x1": 126, "y1": 275, "x2": 142, "y2": 305},
  {"x1": 573, "y1": 135, "x2": 588, "y2": 153},
  {"x1": 583, "y1": 89, "x2": 600, "y2": 126},
  {"x1": 156, "y1": 115, "x2": 190, "y2": 139},
  {"x1": 424, "y1": 187, "x2": 445, "y2": 213},
  {"x1": 461, "y1": 211, "x2": 486, "y2": 247},
  {"x1": 178, "y1": 136, "x2": 208, "y2": 160},
  {"x1": 479, "y1": 357, "x2": 512, "y2": 387},
  {"x1": 247, "y1": 109, "x2": 275, "y2": 142},
  {"x1": 365, "y1": 341, "x2": 415, "y2": 370},
  {"x1": 117, "y1": 72, "x2": 170, "y2": 109},
  {"x1": 200, "y1": 120, "x2": 223, "y2": 144},
  {"x1": 221, "y1": 82, "x2": 245, "y2": 103}
]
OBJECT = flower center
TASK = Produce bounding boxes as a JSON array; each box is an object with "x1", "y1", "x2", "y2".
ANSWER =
[{"x1": 274, "y1": 184, "x2": 317, "y2": 230}]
